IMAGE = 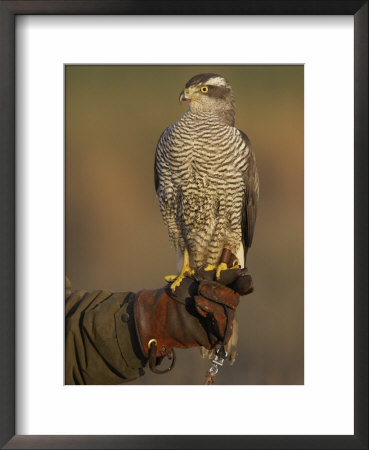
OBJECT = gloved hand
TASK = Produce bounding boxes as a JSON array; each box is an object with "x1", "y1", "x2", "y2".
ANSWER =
[{"x1": 133, "y1": 268, "x2": 253, "y2": 360}]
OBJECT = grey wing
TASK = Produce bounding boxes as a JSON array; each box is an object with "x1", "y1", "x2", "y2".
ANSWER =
[
  {"x1": 154, "y1": 152, "x2": 160, "y2": 194},
  {"x1": 154, "y1": 126, "x2": 184, "y2": 254},
  {"x1": 238, "y1": 130, "x2": 259, "y2": 265},
  {"x1": 154, "y1": 129, "x2": 167, "y2": 194}
]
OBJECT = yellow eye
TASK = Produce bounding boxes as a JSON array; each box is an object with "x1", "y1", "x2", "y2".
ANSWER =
[{"x1": 200, "y1": 86, "x2": 208, "y2": 94}]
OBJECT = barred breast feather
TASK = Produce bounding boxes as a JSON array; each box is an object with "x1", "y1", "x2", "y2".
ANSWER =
[{"x1": 155, "y1": 110, "x2": 258, "y2": 270}]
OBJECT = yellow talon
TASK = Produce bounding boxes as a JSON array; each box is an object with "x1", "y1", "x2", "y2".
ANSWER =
[
  {"x1": 164, "y1": 274, "x2": 178, "y2": 282},
  {"x1": 216, "y1": 262, "x2": 228, "y2": 280},
  {"x1": 170, "y1": 269, "x2": 195, "y2": 291},
  {"x1": 204, "y1": 264, "x2": 216, "y2": 271},
  {"x1": 170, "y1": 274, "x2": 185, "y2": 291},
  {"x1": 169, "y1": 248, "x2": 195, "y2": 291}
]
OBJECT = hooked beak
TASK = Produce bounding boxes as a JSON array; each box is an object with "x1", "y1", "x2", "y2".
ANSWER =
[{"x1": 179, "y1": 88, "x2": 190, "y2": 103}]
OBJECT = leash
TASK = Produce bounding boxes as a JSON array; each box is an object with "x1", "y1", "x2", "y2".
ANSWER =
[{"x1": 204, "y1": 305, "x2": 230, "y2": 384}]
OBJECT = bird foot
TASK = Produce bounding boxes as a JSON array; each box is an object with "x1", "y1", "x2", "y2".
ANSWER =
[
  {"x1": 203, "y1": 260, "x2": 240, "y2": 280},
  {"x1": 216, "y1": 259, "x2": 241, "y2": 279},
  {"x1": 170, "y1": 274, "x2": 186, "y2": 291},
  {"x1": 164, "y1": 274, "x2": 178, "y2": 282},
  {"x1": 168, "y1": 267, "x2": 195, "y2": 291},
  {"x1": 216, "y1": 262, "x2": 228, "y2": 280}
]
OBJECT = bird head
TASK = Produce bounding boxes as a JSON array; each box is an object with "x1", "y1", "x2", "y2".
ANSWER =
[{"x1": 179, "y1": 73, "x2": 235, "y2": 125}]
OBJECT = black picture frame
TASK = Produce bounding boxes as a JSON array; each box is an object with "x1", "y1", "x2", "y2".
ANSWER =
[{"x1": 0, "y1": 1, "x2": 367, "y2": 449}]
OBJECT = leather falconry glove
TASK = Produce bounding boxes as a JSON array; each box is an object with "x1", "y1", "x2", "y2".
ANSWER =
[{"x1": 133, "y1": 268, "x2": 253, "y2": 365}]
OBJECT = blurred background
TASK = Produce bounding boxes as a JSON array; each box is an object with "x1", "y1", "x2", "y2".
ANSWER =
[{"x1": 65, "y1": 65, "x2": 304, "y2": 385}]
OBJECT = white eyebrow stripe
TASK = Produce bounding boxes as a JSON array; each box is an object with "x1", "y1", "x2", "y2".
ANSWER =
[{"x1": 205, "y1": 76, "x2": 227, "y2": 87}]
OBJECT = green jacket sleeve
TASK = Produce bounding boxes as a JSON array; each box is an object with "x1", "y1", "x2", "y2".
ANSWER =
[{"x1": 65, "y1": 278, "x2": 147, "y2": 385}]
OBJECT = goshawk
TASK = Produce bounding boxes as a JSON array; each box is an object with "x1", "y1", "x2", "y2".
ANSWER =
[{"x1": 154, "y1": 73, "x2": 259, "y2": 361}]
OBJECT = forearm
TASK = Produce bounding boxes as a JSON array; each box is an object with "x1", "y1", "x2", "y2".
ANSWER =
[
  {"x1": 64, "y1": 269, "x2": 252, "y2": 384},
  {"x1": 65, "y1": 286, "x2": 147, "y2": 385}
]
